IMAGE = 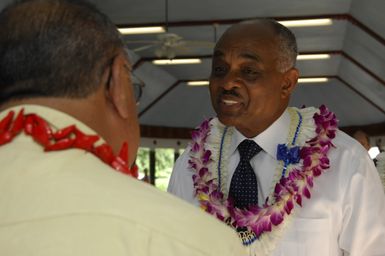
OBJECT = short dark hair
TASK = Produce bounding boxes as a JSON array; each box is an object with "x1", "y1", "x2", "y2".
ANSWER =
[
  {"x1": 0, "y1": 0, "x2": 124, "y2": 103},
  {"x1": 240, "y1": 19, "x2": 298, "y2": 72}
]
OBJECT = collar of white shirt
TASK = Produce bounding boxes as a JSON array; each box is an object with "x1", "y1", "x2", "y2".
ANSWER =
[{"x1": 229, "y1": 109, "x2": 291, "y2": 160}]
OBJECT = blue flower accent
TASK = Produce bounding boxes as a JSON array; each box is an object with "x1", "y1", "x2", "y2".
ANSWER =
[{"x1": 277, "y1": 144, "x2": 301, "y2": 165}]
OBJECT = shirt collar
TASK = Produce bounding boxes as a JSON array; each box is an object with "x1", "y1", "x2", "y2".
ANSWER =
[
  {"x1": 0, "y1": 104, "x2": 100, "y2": 139},
  {"x1": 229, "y1": 109, "x2": 291, "y2": 160}
]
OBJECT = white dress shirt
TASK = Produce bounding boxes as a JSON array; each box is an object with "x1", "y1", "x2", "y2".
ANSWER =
[
  {"x1": 168, "y1": 109, "x2": 385, "y2": 256},
  {"x1": 0, "y1": 105, "x2": 247, "y2": 256}
]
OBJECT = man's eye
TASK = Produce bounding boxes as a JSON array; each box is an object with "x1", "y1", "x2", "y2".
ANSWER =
[
  {"x1": 243, "y1": 67, "x2": 258, "y2": 75},
  {"x1": 242, "y1": 67, "x2": 260, "y2": 80},
  {"x1": 212, "y1": 66, "x2": 227, "y2": 77}
]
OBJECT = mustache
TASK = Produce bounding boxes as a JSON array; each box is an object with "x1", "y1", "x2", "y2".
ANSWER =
[{"x1": 219, "y1": 89, "x2": 241, "y2": 98}]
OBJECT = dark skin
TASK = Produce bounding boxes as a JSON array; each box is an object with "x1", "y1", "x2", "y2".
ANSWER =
[
  {"x1": 209, "y1": 22, "x2": 299, "y2": 138},
  {"x1": 1, "y1": 50, "x2": 140, "y2": 166}
]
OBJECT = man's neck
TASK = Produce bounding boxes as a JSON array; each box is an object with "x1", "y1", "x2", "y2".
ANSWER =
[
  {"x1": 235, "y1": 108, "x2": 288, "y2": 138},
  {"x1": 0, "y1": 94, "x2": 111, "y2": 149}
]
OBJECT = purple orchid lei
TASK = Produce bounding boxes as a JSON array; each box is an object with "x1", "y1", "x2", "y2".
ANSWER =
[{"x1": 188, "y1": 105, "x2": 338, "y2": 242}]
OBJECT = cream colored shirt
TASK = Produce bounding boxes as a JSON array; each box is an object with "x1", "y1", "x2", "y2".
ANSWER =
[
  {"x1": 0, "y1": 105, "x2": 247, "y2": 256},
  {"x1": 168, "y1": 110, "x2": 385, "y2": 256}
]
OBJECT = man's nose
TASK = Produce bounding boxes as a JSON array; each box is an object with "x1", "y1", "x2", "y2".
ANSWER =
[{"x1": 220, "y1": 70, "x2": 242, "y2": 90}]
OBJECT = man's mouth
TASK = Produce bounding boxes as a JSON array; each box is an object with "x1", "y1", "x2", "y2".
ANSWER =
[
  {"x1": 217, "y1": 95, "x2": 243, "y2": 114},
  {"x1": 222, "y1": 99, "x2": 239, "y2": 105},
  {"x1": 219, "y1": 93, "x2": 242, "y2": 105}
]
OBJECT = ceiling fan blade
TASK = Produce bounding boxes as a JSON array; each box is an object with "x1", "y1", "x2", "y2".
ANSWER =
[
  {"x1": 174, "y1": 46, "x2": 193, "y2": 54},
  {"x1": 132, "y1": 44, "x2": 157, "y2": 52},
  {"x1": 183, "y1": 40, "x2": 216, "y2": 48},
  {"x1": 125, "y1": 40, "x2": 159, "y2": 44},
  {"x1": 154, "y1": 46, "x2": 175, "y2": 59}
]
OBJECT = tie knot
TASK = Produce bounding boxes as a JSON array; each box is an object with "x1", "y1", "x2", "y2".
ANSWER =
[{"x1": 238, "y1": 140, "x2": 261, "y2": 161}]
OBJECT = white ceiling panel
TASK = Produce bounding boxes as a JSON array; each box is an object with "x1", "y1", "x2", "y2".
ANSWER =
[
  {"x1": 2, "y1": 0, "x2": 385, "y2": 133},
  {"x1": 290, "y1": 80, "x2": 385, "y2": 126},
  {"x1": 139, "y1": 83, "x2": 215, "y2": 127},
  {"x1": 339, "y1": 58, "x2": 385, "y2": 113},
  {"x1": 351, "y1": 0, "x2": 385, "y2": 38}
]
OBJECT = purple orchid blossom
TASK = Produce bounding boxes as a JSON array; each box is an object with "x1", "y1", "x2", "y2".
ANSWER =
[{"x1": 188, "y1": 106, "x2": 338, "y2": 242}]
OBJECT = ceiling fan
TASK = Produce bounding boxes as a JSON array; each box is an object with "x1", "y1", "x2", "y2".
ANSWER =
[{"x1": 125, "y1": 0, "x2": 216, "y2": 59}]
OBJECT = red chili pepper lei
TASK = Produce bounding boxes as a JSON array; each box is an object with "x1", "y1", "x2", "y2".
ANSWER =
[{"x1": 0, "y1": 108, "x2": 136, "y2": 177}]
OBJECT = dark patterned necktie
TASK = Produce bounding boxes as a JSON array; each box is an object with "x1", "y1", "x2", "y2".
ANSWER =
[{"x1": 229, "y1": 139, "x2": 262, "y2": 209}]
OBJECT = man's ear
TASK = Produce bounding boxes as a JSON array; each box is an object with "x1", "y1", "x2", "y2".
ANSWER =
[
  {"x1": 106, "y1": 53, "x2": 131, "y2": 119},
  {"x1": 281, "y1": 67, "x2": 299, "y2": 99}
]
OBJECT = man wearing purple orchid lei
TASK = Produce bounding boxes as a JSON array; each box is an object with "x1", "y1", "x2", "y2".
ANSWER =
[{"x1": 168, "y1": 19, "x2": 385, "y2": 256}]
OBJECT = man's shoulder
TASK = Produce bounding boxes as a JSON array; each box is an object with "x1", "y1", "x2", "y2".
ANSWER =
[
  {"x1": 327, "y1": 129, "x2": 376, "y2": 180},
  {"x1": 0, "y1": 147, "x2": 246, "y2": 256},
  {"x1": 0, "y1": 209, "x2": 244, "y2": 256},
  {"x1": 333, "y1": 129, "x2": 369, "y2": 156}
]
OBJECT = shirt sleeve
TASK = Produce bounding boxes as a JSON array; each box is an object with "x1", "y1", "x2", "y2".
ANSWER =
[
  {"x1": 339, "y1": 151, "x2": 385, "y2": 256},
  {"x1": 167, "y1": 146, "x2": 200, "y2": 206}
]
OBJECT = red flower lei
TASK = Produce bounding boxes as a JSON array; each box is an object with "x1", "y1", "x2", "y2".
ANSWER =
[{"x1": 0, "y1": 108, "x2": 137, "y2": 177}]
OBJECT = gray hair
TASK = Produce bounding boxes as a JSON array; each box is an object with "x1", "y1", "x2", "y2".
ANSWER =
[
  {"x1": 0, "y1": 0, "x2": 125, "y2": 103},
  {"x1": 269, "y1": 19, "x2": 298, "y2": 72},
  {"x1": 240, "y1": 19, "x2": 298, "y2": 72}
]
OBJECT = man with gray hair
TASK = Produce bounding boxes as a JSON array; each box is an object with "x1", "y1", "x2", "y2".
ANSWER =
[
  {"x1": 0, "y1": 0, "x2": 247, "y2": 255},
  {"x1": 168, "y1": 19, "x2": 385, "y2": 255}
]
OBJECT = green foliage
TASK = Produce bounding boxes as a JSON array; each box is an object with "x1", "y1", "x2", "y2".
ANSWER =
[
  {"x1": 136, "y1": 147, "x2": 149, "y2": 172},
  {"x1": 155, "y1": 148, "x2": 174, "y2": 191},
  {"x1": 135, "y1": 147, "x2": 175, "y2": 191},
  {"x1": 155, "y1": 148, "x2": 174, "y2": 171},
  {"x1": 156, "y1": 167, "x2": 173, "y2": 191}
]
